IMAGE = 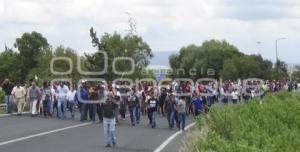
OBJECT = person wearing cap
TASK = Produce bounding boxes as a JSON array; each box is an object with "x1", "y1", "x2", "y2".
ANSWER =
[
  {"x1": 11, "y1": 82, "x2": 26, "y2": 115},
  {"x1": 1, "y1": 79, "x2": 14, "y2": 114},
  {"x1": 164, "y1": 93, "x2": 176, "y2": 129},
  {"x1": 102, "y1": 92, "x2": 118, "y2": 148}
]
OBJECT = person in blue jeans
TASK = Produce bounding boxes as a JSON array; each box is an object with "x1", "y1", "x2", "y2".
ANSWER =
[
  {"x1": 41, "y1": 81, "x2": 52, "y2": 117},
  {"x1": 56, "y1": 82, "x2": 69, "y2": 119},
  {"x1": 164, "y1": 93, "x2": 176, "y2": 129},
  {"x1": 76, "y1": 84, "x2": 89, "y2": 122},
  {"x1": 177, "y1": 97, "x2": 186, "y2": 131},
  {"x1": 88, "y1": 86, "x2": 98, "y2": 122},
  {"x1": 128, "y1": 91, "x2": 140, "y2": 125},
  {"x1": 102, "y1": 93, "x2": 118, "y2": 148},
  {"x1": 1, "y1": 79, "x2": 14, "y2": 114},
  {"x1": 67, "y1": 89, "x2": 77, "y2": 119},
  {"x1": 147, "y1": 92, "x2": 158, "y2": 128}
]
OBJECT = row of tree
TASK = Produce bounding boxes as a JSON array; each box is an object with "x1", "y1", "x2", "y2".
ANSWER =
[
  {"x1": 0, "y1": 29, "x2": 154, "y2": 84},
  {"x1": 0, "y1": 30, "x2": 297, "y2": 84},
  {"x1": 169, "y1": 39, "x2": 290, "y2": 81}
]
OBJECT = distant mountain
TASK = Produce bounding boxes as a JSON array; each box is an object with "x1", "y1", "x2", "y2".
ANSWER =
[{"x1": 150, "y1": 51, "x2": 177, "y2": 67}]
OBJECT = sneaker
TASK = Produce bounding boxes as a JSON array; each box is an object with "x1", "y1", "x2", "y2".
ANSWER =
[
  {"x1": 105, "y1": 144, "x2": 111, "y2": 148},
  {"x1": 112, "y1": 142, "x2": 116, "y2": 148}
]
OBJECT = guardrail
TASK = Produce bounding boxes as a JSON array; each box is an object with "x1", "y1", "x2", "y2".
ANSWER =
[{"x1": 0, "y1": 104, "x2": 6, "y2": 108}]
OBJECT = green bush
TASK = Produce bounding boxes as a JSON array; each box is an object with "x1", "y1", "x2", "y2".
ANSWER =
[
  {"x1": 0, "y1": 88, "x2": 4, "y2": 104},
  {"x1": 189, "y1": 92, "x2": 300, "y2": 152}
]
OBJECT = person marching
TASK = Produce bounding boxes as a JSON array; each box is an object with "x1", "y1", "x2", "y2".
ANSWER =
[
  {"x1": 27, "y1": 81, "x2": 41, "y2": 117},
  {"x1": 67, "y1": 87, "x2": 77, "y2": 119},
  {"x1": 56, "y1": 82, "x2": 69, "y2": 119},
  {"x1": 40, "y1": 81, "x2": 52, "y2": 117},
  {"x1": 177, "y1": 96, "x2": 186, "y2": 131},
  {"x1": 102, "y1": 93, "x2": 119, "y2": 148},
  {"x1": 128, "y1": 91, "x2": 140, "y2": 126},
  {"x1": 159, "y1": 88, "x2": 167, "y2": 116},
  {"x1": 77, "y1": 83, "x2": 89, "y2": 122},
  {"x1": 1, "y1": 79, "x2": 14, "y2": 114},
  {"x1": 11, "y1": 82, "x2": 26, "y2": 115},
  {"x1": 192, "y1": 94, "x2": 203, "y2": 117},
  {"x1": 164, "y1": 93, "x2": 176, "y2": 129},
  {"x1": 147, "y1": 92, "x2": 159, "y2": 128}
]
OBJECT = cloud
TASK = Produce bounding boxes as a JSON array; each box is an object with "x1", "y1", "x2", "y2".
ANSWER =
[
  {"x1": 218, "y1": 0, "x2": 300, "y2": 20},
  {"x1": 0, "y1": 0, "x2": 299, "y2": 64}
]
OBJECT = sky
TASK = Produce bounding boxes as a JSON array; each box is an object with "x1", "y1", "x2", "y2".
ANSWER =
[{"x1": 0, "y1": 0, "x2": 300, "y2": 66}]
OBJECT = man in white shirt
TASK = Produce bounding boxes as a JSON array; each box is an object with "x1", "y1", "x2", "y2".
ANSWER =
[
  {"x1": 11, "y1": 82, "x2": 26, "y2": 115},
  {"x1": 56, "y1": 82, "x2": 69, "y2": 119},
  {"x1": 67, "y1": 88, "x2": 77, "y2": 118},
  {"x1": 231, "y1": 89, "x2": 239, "y2": 104}
]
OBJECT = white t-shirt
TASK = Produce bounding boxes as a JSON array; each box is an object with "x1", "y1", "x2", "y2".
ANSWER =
[
  {"x1": 57, "y1": 85, "x2": 69, "y2": 99},
  {"x1": 177, "y1": 99, "x2": 186, "y2": 113},
  {"x1": 232, "y1": 91, "x2": 239, "y2": 100},
  {"x1": 67, "y1": 90, "x2": 76, "y2": 102}
]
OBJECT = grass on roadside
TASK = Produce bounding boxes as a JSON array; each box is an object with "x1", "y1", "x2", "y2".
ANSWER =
[
  {"x1": 0, "y1": 108, "x2": 6, "y2": 114},
  {"x1": 186, "y1": 92, "x2": 300, "y2": 152}
]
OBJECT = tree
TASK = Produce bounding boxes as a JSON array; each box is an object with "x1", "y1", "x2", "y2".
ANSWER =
[
  {"x1": 273, "y1": 60, "x2": 288, "y2": 80},
  {"x1": 28, "y1": 46, "x2": 83, "y2": 84},
  {"x1": 169, "y1": 39, "x2": 280, "y2": 80},
  {"x1": 14, "y1": 31, "x2": 49, "y2": 81},
  {"x1": 86, "y1": 28, "x2": 153, "y2": 81},
  {"x1": 53, "y1": 46, "x2": 82, "y2": 82},
  {"x1": 168, "y1": 40, "x2": 242, "y2": 79},
  {"x1": 291, "y1": 65, "x2": 300, "y2": 82},
  {"x1": 220, "y1": 55, "x2": 273, "y2": 80},
  {"x1": 0, "y1": 48, "x2": 22, "y2": 83}
]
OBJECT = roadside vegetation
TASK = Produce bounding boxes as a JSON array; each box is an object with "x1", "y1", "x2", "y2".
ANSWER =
[{"x1": 186, "y1": 92, "x2": 300, "y2": 152}]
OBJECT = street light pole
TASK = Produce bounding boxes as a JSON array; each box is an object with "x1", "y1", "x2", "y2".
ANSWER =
[{"x1": 275, "y1": 38, "x2": 286, "y2": 63}]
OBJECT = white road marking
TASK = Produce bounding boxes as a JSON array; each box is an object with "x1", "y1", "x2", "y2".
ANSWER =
[
  {"x1": 0, "y1": 122, "x2": 92, "y2": 146},
  {"x1": 0, "y1": 113, "x2": 131, "y2": 146},
  {"x1": 153, "y1": 122, "x2": 196, "y2": 152}
]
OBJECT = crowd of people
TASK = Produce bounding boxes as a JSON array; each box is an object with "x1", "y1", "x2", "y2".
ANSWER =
[{"x1": 1, "y1": 78, "x2": 298, "y2": 148}]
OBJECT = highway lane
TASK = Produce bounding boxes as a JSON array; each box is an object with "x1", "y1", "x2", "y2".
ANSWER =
[{"x1": 0, "y1": 114, "x2": 194, "y2": 152}]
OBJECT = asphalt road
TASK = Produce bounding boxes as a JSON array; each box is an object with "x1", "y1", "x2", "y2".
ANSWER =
[{"x1": 0, "y1": 113, "x2": 194, "y2": 152}]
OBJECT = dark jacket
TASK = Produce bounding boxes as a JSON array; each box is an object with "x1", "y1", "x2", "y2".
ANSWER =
[
  {"x1": 2, "y1": 83, "x2": 14, "y2": 95},
  {"x1": 103, "y1": 99, "x2": 118, "y2": 118},
  {"x1": 164, "y1": 96, "x2": 176, "y2": 111}
]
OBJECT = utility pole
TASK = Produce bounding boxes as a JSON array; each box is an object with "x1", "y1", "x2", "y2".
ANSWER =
[
  {"x1": 275, "y1": 38, "x2": 286, "y2": 63},
  {"x1": 275, "y1": 37, "x2": 286, "y2": 80}
]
